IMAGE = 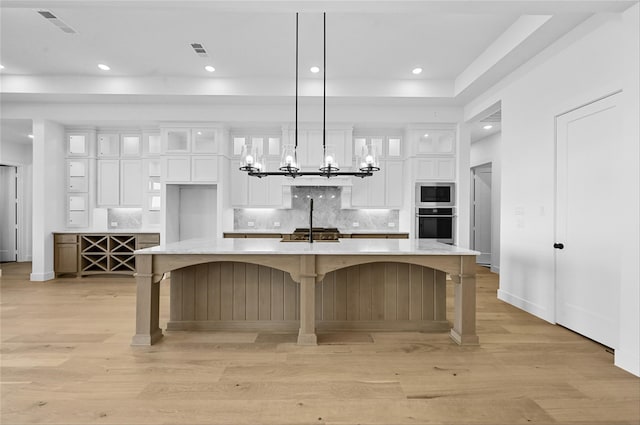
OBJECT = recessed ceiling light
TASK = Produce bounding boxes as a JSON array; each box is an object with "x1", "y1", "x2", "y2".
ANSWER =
[
  {"x1": 423, "y1": 133, "x2": 429, "y2": 138},
  {"x1": 28, "y1": 134, "x2": 34, "y2": 139},
  {"x1": 0, "y1": 64, "x2": 4, "y2": 70},
  {"x1": 310, "y1": 66, "x2": 320, "y2": 73},
  {"x1": 483, "y1": 125, "x2": 493, "y2": 130},
  {"x1": 97, "y1": 64, "x2": 110, "y2": 71},
  {"x1": 412, "y1": 67, "x2": 423, "y2": 75},
  {"x1": 205, "y1": 65, "x2": 215, "y2": 72}
]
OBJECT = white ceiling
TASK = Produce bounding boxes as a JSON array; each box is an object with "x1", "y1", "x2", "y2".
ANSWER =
[{"x1": 1, "y1": 0, "x2": 636, "y2": 107}]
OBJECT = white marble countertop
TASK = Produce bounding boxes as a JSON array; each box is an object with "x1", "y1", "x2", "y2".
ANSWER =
[
  {"x1": 54, "y1": 230, "x2": 160, "y2": 234},
  {"x1": 136, "y1": 238, "x2": 479, "y2": 256},
  {"x1": 226, "y1": 230, "x2": 409, "y2": 235}
]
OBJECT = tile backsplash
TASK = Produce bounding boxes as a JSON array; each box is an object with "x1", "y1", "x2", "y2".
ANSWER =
[{"x1": 234, "y1": 186, "x2": 399, "y2": 232}]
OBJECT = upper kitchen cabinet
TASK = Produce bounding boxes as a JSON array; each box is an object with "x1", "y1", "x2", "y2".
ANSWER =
[
  {"x1": 192, "y1": 129, "x2": 217, "y2": 153},
  {"x1": 97, "y1": 133, "x2": 120, "y2": 157},
  {"x1": 163, "y1": 129, "x2": 190, "y2": 153},
  {"x1": 281, "y1": 125, "x2": 353, "y2": 170},
  {"x1": 120, "y1": 134, "x2": 142, "y2": 157},
  {"x1": 160, "y1": 124, "x2": 228, "y2": 183},
  {"x1": 416, "y1": 130, "x2": 455, "y2": 155},
  {"x1": 350, "y1": 132, "x2": 404, "y2": 208},
  {"x1": 67, "y1": 132, "x2": 95, "y2": 157},
  {"x1": 406, "y1": 125, "x2": 457, "y2": 181},
  {"x1": 230, "y1": 132, "x2": 283, "y2": 207},
  {"x1": 142, "y1": 133, "x2": 161, "y2": 156}
]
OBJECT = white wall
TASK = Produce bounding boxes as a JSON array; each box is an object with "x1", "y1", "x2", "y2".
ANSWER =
[
  {"x1": 470, "y1": 132, "x2": 501, "y2": 272},
  {"x1": 465, "y1": 7, "x2": 640, "y2": 376},
  {"x1": 0, "y1": 139, "x2": 33, "y2": 261},
  {"x1": 30, "y1": 120, "x2": 66, "y2": 281}
]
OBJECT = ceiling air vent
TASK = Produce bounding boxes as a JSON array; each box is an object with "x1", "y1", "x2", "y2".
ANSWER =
[
  {"x1": 190, "y1": 43, "x2": 209, "y2": 57},
  {"x1": 481, "y1": 110, "x2": 502, "y2": 123},
  {"x1": 36, "y1": 10, "x2": 78, "y2": 34}
]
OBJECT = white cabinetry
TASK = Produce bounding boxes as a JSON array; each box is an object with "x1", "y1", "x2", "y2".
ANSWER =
[
  {"x1": 96, "y1": 133, "x2": 144, "y2": 207},
  {"x1": 120, "y1": 160, "x2": 143, "y2": 206},
  {"x1": 65, "y1": 131, "x2": 93, "y2": 227},
  {"x1": 230, "y1": 132, "x2": 283, "y2": 207},
  {"x1": 97, "y1": 159, "x2": 120, "y2": 206},
  {"x1": 281, "y1": 125, "x2": 353, "y2": 171},
  {"x1": 350, "y1": 134, "x2": 404, "y2": 208},
  {"x1": 408, "y1": 127, "x2": 457, "y2": 181},
  {"x1": 161, "y1": 127, "x2": 222, "y2": 183}
]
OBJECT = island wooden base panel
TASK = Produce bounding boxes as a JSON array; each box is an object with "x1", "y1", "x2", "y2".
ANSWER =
[
  {"x1": 166, "y1": 320, "x2": 451, "y2": 332},
  {"x1": 2, "y1": 262, "x2": 639, "y2": 425}
]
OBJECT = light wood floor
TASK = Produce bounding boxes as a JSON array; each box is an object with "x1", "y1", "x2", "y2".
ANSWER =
[{"x1": 1, "y1": 262, "x2": 638, "y2": 425}]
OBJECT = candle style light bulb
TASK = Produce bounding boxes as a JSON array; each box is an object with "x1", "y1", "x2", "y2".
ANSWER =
[
  {"x1": 245, "y1": 155, "x2": 254, "y2": 165},
  {"x1": 365, "y1": 155, "x2": 374, "y2": 165},
  {"x1": 325, "y1": 155, "x2": 334, "y2": 165},
  {"x1": 285, "y1": 155, "x2": 293, "y2": 165}
]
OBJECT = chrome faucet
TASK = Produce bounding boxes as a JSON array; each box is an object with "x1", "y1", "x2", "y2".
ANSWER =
[{"x1": 309, "y1": 198, "x2": 313, "y2": 243}]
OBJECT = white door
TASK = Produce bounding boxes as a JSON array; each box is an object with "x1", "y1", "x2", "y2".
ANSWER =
[
  {"x1": 179, "y1": 186, "x2": 217, "y2": 241},
  {"x1": 0, "y1": 165, "x2": 17, "y2": 262},
  {"x1": 472, "y1": 164, "x2": 492, "y2": 265},
  {"x1": 555, "y1": 92, "x2": 621, "y2": 349}
]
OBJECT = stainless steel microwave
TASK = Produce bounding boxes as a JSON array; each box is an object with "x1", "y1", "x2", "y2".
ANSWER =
[{"x1": 415, "y1": 183, "x2": 455, "y2": 206}]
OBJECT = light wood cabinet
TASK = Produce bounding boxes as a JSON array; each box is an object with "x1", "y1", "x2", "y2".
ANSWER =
[
  {"x1": 54, "y1": 234, "x2": 79, "y2": 276},
  {"x1": 53, "y1": 233, "x2": 160, "y2": 277}
]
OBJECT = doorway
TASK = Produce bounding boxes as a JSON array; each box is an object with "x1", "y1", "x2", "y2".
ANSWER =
[
  {"x1": 555, "y1": 92, "x2": 621, "y2": 349},
  {"x1": 0, "y1": 165, "x2": 18, "y2": 262},
  {"x1": 471, "y1": 163, "x2": 492, "y2": 265}
]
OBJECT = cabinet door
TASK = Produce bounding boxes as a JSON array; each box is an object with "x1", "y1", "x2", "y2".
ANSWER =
[
  {"x1": 435, "y1": 158, "x2": 456, "y2": 180},
  {"x1": 67, "y1": 159, "x2": 88, "y2": 192},
  {"x1": 163, "y1": 157, "x2": 190, "y2": 182},
  {"x1": 98, "y1": 134, "x2": 120, "y2": 157},
  {"x1": 415, "y1": 158, "x2": 436, "y2": 180},
  {"x1": 55, "y1": 243, "x2": 78, "y2": 273},
  {"x1": 368, "y1": 167, "x2": 385, "y2": 206},
  {"x1": 121, "y1": 135, "x2": 141, "y2": 157},
  {"x1": 351, "y1": 176, "x2": 369, "y2": 207},
  {"x1": 68, "y1": 211, "x2": 88, "y2": 228},
  {"x1": 164, "y1": 129, "x2": 190, "y2": 153},
  {"x1": 192, "y1": 129, "x2": 217, "y2": 153},
  {"x1": 385, "y1": 160, "x2": 404, "y2": 207},
  {"x1": 144, "y1": 133, "x2": 161, "y2": 156},
  {"x1": 230, "y1": 166, "x2": 248, "y2": 206},
  {"x1": 97, "y1": 160, "x2": 120, "y2": 206},
  {"x1": 191, "y1": 156, "x2": 218, "y2": 182},
  {"x1": 67, "y1": 134, "x2": 88, "y2": 157},
  {"x1": 248, "y1": 176, "x2": 268, "y2": 206},
  {"x1": 120, "y1": 159, "x2": 143, "y2": 206}
]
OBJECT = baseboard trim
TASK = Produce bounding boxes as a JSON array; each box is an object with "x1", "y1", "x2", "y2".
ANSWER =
[
  {"x1": 490, "y1": 265, "x2": 500, "y2": 274},
  {"x1": 497, "y1": 289, "x2": 551, "y2": 323},
  {"x1": 30, "y1": 271, "x2": 55, "y2": 281}
]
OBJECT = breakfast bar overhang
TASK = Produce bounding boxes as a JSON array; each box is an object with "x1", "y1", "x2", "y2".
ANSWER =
[{"x1": 131, "y1": 239, "x2": 479, "y2": 346}]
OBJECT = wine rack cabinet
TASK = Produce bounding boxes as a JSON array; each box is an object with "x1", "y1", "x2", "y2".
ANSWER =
[{"x1": 54, "y1": 233, "x2": 160, "y2": 277}]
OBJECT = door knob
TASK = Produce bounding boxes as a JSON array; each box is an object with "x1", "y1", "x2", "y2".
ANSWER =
[{"x1": 554, "y1": 243, "x2": 564, "y2": 249}]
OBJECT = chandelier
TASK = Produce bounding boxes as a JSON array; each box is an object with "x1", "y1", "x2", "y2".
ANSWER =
[{"x1": 239, "y1": 13, "x2": 380, "y2": 179}]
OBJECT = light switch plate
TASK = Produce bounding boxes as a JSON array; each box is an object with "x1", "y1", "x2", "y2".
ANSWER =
[
  {"x1": 352, "y1": 222, "x2": 359, "y2": 227},
  {"x1": 388, "y1": 222, "x2": 396, "y2": 227},
  {"x1": 111, "y1": 222, "x2": 118, "y2": 227},
  {"x1": 274, "y1": 222, "x2": 280, "y2": 227},
  {"x1": 247, "y1": 221, "x2": 255, "y2": 227}
]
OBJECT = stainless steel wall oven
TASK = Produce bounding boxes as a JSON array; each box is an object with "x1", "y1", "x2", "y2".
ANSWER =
[{"x1": 416, "y1": 207, "x2": 455, "y2": 244}]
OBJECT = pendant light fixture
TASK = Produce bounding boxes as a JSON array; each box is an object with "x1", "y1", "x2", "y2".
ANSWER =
[{"x1": 239, "y1": 13, "x2": 380, "y2": 179}]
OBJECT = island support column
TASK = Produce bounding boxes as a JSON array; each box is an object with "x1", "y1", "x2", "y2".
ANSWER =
[
  {"x1": 449, "y1": 255, "x2": 479, "y2": 345},
  {"x1": 297, "y1": 255, "x2": 318, "y2": 345},
  {"x1": 131, "y1": 254, "x2": 163, "y2": 346}
]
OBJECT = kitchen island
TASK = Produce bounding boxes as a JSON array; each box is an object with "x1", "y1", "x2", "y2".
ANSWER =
[{"x1": 131, "y1": 238, "x2": 479, "y2": 346}]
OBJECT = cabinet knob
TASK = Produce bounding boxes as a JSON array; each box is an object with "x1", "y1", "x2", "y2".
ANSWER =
[{"x1": 553, "y1": 243, "x2": 564, "y2": 249}]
